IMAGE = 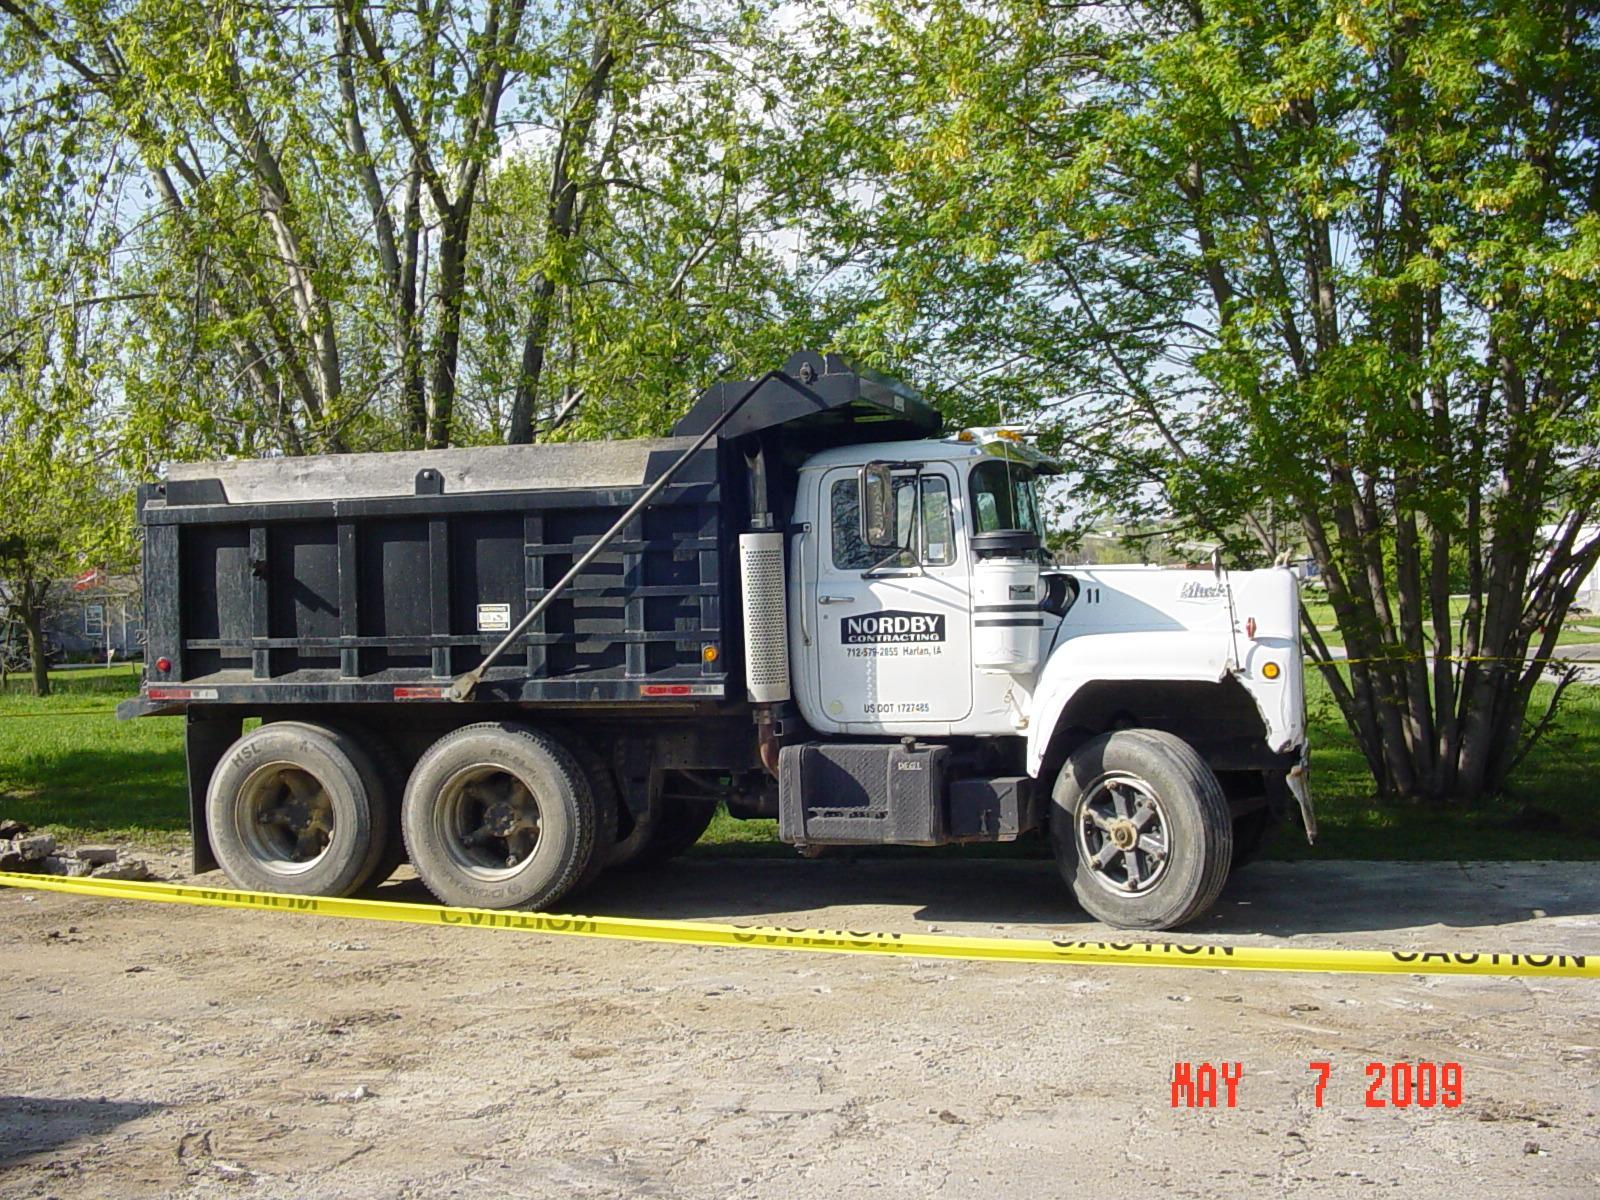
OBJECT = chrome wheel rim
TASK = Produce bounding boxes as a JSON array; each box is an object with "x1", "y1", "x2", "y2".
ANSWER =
[
  {"x1": 1074, "y1": 771, "x2": 1171, "y2": 896},
  {"x1": 434, "y1": 763, "x2": 543, "y2": 880},
  {"x1": 237, "y1": 762, "x2": 335, "y2": 875}
]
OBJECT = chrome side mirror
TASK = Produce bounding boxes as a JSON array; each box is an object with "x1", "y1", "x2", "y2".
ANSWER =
[{"x1": 860, "y1": 462, "x2": 897, "y2": 549}]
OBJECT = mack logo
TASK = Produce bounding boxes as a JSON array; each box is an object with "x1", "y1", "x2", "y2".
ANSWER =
[
  {"x1": 1179, "y1": 581, "x2": 1226, "y2": 600},
  {"x1": 842, "y1": 610, "x2": 946, "y2": 644}
]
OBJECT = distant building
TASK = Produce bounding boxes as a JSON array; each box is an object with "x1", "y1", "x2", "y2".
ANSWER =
[
  {"x1": 59, "y1": 572, "x2": 142, "y2": 659},
  {"x1": 1289, "y1": 556, "x2": 1323, "y2": 587},
  {"x1": 1538, "y1": 524, "x2": 1600, "y2": 613},
  {"x1": 1571, "y1": 529, "x2": 1600, "y2": 612}
]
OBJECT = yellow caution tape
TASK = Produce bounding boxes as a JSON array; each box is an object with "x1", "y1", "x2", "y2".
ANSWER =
[
  {"x1": 1315, "y1": 651, "x2": 1596, "y2": 670},
  {"x1": 1, "y1": 870, "x2": 1594, "y2": 979}
]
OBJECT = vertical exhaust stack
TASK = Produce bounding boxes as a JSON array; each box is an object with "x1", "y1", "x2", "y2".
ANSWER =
[{"x1": 740, "y1": 532, "x2": 791, "y2": 703}]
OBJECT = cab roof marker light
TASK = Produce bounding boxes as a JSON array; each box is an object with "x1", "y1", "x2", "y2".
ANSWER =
[
  {"x1": 948, "y1": 426, "x2": 1065, "y2": 475},
  {"x1": 949, "y1": 425, "x2": 1025, "y2": 444}
]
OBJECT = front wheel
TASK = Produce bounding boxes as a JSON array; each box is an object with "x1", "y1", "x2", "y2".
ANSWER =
[{"x1": 1050, "y1": 729, "x2": 1232, "y2": 931}]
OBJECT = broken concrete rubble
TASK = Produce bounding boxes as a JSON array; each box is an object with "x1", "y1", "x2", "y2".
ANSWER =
[
  {"x1": 87, "y1": 860, "x2": 157, "y2": 881},
  {"x1": 39, "y1": 856, "x2": 95, "y2": 878},
  {"x1": 0, "y1": 825, "x2": 159, "y2": 882},
  {"x1": 10, "y1": 835, "x2": 56, "y2": 862}
]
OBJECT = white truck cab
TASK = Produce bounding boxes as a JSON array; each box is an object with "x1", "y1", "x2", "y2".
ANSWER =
[
  {"x1": 769, "y1": 421, "x2": 1314, "y2": 928},
  {"x1": 789, "y1": 434, "x2": 1305, "y2": 749}
]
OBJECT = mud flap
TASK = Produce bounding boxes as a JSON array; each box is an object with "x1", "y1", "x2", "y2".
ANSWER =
[
  {"x1": 185, "y1": 711, "x2": 243, "y2": 874},
  {"x1": 1286, "y1": 745, "x2": 1317, "y2": 843}
]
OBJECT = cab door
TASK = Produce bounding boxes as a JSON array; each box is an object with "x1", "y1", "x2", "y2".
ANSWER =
[{"x1": 810, "y1": 464, "x2": 972, "y2": 729}]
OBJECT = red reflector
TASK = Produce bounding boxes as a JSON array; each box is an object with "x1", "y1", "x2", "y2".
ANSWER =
[
  {"x1": 1245, "y1": 617, "x2": 1257, "y2": 639},
  {"x1": 640, "y1": 685, "x2": 692, "y2": 697},
  {"x1": 394, "y1": 686, "x2": 447, "y2": 700},
  {"x1": 146, "y1": 686, "x2": 218, "y2": 701},
  {"x1": 155, "y1": 656, "x2": 172, "y2": 673}
]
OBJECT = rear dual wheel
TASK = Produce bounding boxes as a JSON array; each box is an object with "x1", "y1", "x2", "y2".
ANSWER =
[
  {"x1": 560, "y1": 732, "x2": 620, "y2": 891},
  {"x1": 207, "y1": 722, "x2": 393, "y2": 897},
  {"x1": 401, "y1": 722, "x2": 597, "y2": 911},
  {"x1": 614, "y1": 789, "x2": 718, "y2": 870},
  {"x1": 607, "y1": 772, "x2": 719, "y2": 871}
]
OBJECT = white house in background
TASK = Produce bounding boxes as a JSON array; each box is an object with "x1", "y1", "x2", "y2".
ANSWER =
[
  {"x1": 1572, "y1": 528, "x2": 1600, "y2": 612},
  {"x1": 21, "y1": 572, "x2": 143, "y2": 661},
  {"x1": 1539, "y1": 524, "x2": 1600, "y2": 612}
]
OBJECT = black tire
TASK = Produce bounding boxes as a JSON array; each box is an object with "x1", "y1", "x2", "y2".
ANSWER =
[
  {"x1": 1050, "y1": 729, "x2": 1232, "y2": 931},
  {"x1": 207, "y1": 721, "x2": 391, "y2": 897},
  {"x1": 401, "y1": 722, "x2": 596, "y2": 910},
  {"x1": 1229, "y1": 807, "x2": 1281, "y2": 873},
  {"x1": 622, "y1": 788, "x2": 718, "y2": 870},
  {"x1": 606, "y1": 788, "x2": 661, "y2": 870},
  {"x1": 332, "y1": 723, "x2": 410, "y2": 886},
  {"x1": 560, "y1": 732, "x2": 621, "y2": 893}
]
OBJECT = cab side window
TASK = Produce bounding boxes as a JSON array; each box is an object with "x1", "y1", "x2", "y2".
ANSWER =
[
  {"x1": 831, "y1": 475, "x2": 955, "y2": 570},
  {"x1": 918, "y1": 478, "x2": 954, "y2": 565}
]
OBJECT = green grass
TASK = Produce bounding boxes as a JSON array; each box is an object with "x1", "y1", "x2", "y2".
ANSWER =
[
  {"x1": 3, "y1": 664, "x2": 1597, "y2": 861},
  {"x1": 1260, "y1": 667, "x2": 1600, "y2": 860},
  {"x1": 0, "y1": 665, "x2": 189, "y2": 847}
]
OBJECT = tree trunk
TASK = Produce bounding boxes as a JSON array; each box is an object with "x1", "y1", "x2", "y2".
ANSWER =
[
  {"x1": 399, "y1": 165, "x2": 426, "y2": 447},
  {"x1": 508, "y1": 24, "x2": 615, "y2": 444},
  {"x1": 425, "y1": 207, "x2": 470, "y2": 449},
  {"x1": 19, "y1": 584, "x2": 50, "y2": 698},
  {"x1": 509, "y1": 277, "x2": 557, "y2": 444}
]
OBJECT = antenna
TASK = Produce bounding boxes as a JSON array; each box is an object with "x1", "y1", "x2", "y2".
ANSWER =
[{"x1": 1213, "y1": 546, "x2": 1243, "y2": 670}]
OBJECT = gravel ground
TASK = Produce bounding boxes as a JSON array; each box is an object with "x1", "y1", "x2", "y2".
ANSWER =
[{"x1": 2, "y1": 857, "x2": 1597, "y2": 1199}]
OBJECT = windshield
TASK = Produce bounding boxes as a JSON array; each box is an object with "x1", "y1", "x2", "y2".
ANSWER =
[{"x1": 969, "y1": 460, "x2": 1043, "y2": 537}]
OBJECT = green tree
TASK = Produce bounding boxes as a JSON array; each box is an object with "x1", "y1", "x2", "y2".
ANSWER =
[
  {"x1": 789, "y1": 0, "x2": 1600, "y2": 802},
  {"x1": 459, "y1": 6, "x2": 816, "y2": 442},
  {"x1": 1, "y1": 0, "x2": 804, "y2": 454},
  {"x1": 0, "y1": 227, "x2": 131, "y2": 696}
]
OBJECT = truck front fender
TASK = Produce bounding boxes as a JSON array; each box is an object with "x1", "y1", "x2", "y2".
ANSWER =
[{"x1": 1025, "y1": 632, "x2": 1231, "y2": 778}]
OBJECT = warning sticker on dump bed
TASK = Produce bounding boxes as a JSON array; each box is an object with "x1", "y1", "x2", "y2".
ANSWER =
[{"x1": 476, "y1": 603, "x2": 511, "y2": 632}]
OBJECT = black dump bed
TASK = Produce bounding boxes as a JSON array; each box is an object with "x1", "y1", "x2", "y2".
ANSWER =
[
  {"x1": 126, "y1": 353, "x2": 940, "y2": 715},
  {"x1": 136, "y1": 437, "x2": 733, "y2": 707}
]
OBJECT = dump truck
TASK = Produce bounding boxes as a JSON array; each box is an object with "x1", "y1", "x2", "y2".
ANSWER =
[{"x1": 119, "y1": 352, "x2": 1314, "y2": 930}]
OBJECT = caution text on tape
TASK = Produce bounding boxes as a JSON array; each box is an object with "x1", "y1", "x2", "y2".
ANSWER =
[{"x1": 0, "y1": 870, "x2": 1593, "y2": 979}]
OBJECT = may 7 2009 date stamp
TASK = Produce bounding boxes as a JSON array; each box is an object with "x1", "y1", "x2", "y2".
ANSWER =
[{"x1": 1171, "y1": 1061, "x2": 1465, "y2": 1109}]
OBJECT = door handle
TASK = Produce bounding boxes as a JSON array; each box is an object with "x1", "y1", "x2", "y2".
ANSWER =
[
  {"x1": 796, "y1": 527, "x2": 811, "y2": 646},
  {"x1": 818, "y1": 595, "x2": 855, "y2": 605}
]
